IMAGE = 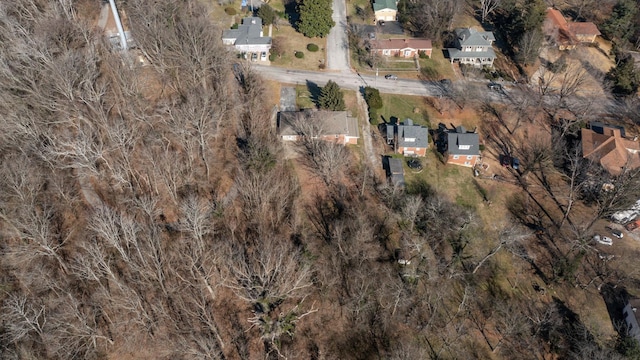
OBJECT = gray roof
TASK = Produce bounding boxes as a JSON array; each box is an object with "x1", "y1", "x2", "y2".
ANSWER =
[
  {"x1": 447, "y1": 48, "x2": 496, "y2": 60},
  {"x1": 386, "y1": 124, "x2": 395, "y2": 142},
  {"x1": 278, "y1": 110, "x2": 359, "y2": 138},
  {"x1": 447, "y1": 131, "x2": 480, "y2": 155},
  {"x1": 397, "y1": 122, "x2": 429, "y2": 149},
  {"x1": 388, "y1": 158, "x2": 404, "y2": 174},
  {"x1": 455, "y1": 28, "x2": 495, "y2": 46},
  {"x1": 222, "y1": 17, "x2": 271, "y2": 46},
  {"x1": 390, "y1": 173, "x2": 405, "y2": 187}
]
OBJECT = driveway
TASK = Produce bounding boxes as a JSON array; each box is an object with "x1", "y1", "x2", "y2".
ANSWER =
[{"x1": 326, "y1": 0, "x2": 350, "y2": 72}]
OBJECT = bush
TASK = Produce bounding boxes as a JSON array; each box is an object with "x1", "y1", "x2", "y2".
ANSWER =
[
  {"x1": 369, "y1": 108, "x2": 379, "y2": 125},
  {"x1": 307, "y1": 43, "x2": 319, "y2": 52},
  {"x1": 318, "y1": 63, "x2": 326, "y2": 69},
  {"x1": 230, "y1": 23, "x2": 239, "y2": 29},
  {"x1": 295, "y1": 51, "x2": 304, "y2": 59},
  {"x1": 224, "y1": 6, "x2": 236, "y2": 15},
  {"x1": 363, "y1": 87, "x2": 383, "y2": 109},
  {"x1": 269, "y1": 53, "x2": 276, "y2": 61},
  {"x1": 418, "y1": 50, "x2": 429, "y2": 59}
]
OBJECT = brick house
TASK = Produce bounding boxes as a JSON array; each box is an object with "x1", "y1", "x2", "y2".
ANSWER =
[
  {"x1": 278, "y1": 110, "x2": 359, "y2": 145},
  {"x1": 446, "y1": 28, "x2": 496, "y2": 67},
  {"x1": 445, "y1": 126, "x2": 480, "y2": 167},
  {"x1": 581, "y1": 122, "x2": 640, "y2": 176},
  {"x1": 386, "y1": 119, "x2": 429, "y2": 156},
  {"x1": 373, "y1": 0, "x2": 397, "y2": 22},
  {"x1": 369, "y1": 38, "x2": 432, "y2": 58}
]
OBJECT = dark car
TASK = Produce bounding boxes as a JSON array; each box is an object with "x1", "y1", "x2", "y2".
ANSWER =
[
  {"x1": 500, "y1": 155, "x2": 512, "y2": 167},
  {"x1": 385, "y1": 74, "x2": 398, "y2": 80},
  {"x1": 488, "y1": 82, "x2": 503, "y2": 92},
  {"x1": 511, "y1": 157, "x2": 520, "y2": 170}
]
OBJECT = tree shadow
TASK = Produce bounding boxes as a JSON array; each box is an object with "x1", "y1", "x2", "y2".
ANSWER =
[
  {"x1": 283, "y1": 0, "x2": 298, "y2": 27},
  {"x1": 601, "y1": 283, "x2": 631, "y2": 335},
  {"x1": 305, "y1": 80, "x2": 321, "y2": 107}
]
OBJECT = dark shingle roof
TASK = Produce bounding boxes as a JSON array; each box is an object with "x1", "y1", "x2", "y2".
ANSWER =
[
  {"x1": 222, "y1": 17, "x2": 271, "y2": 46},
  {"x1": 447, "y1": 131, "x2": 479, "y2": 155},
  {"x1": 397, "y1": 122, "x2": 429, "y2": 149},
  {"x1": 388, "y1": 158, "x2": 404, "y2": 174}
]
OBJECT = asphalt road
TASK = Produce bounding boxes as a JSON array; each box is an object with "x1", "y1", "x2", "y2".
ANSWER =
[
  {"x1": 326, "y1": 0, "x2": 350, "y2": 72},
  {"x1": 253, "y1": 64, "x2": 443, "y2": 96}
]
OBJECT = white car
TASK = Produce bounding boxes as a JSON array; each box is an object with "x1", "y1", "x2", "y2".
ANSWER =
[{"x1": 594, "y1": 235, "x2": 613, "y2": 246}]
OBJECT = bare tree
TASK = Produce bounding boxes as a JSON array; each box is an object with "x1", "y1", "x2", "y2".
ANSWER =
[{"x1": 478, "y1": 0, "x2": 501, "y2": 23}]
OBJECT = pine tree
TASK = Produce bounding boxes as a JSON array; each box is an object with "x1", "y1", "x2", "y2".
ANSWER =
[
  {"x1": 318, "y1": 80, "x2": 345, "y2": 111},
  {"x1": 297, "y1": 0, "x2": 334, "y2": 38}
]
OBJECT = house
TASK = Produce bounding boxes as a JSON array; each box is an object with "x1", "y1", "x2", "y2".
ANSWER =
[
  {"x1": 369, "y1": 38, "x2": 432, "y2": 58},
  {"x1": 445, "y1": 126, "x2": 480, "y2": 167},
  {"x1": 623, "y1": 298, "x2": 640, "y2": 342},
  {"x1": 222, "y1": 17, "x2": 271, "y2": 55},
  {"x1": 581, "y1": 122, "x2": 640, "y2": 176},
  {"x1": 544, "y1": 8, "x2": 600, "y2": 50},
  {"x1": 446, "y1": 28, "x2": 496, "y2": 67},
  {"x1": 386, "y1": 119, "x2": 429, "y2": 156},
  {"x1": 387, "y1": 158, "x2": 405, "y2": 188},
  {"x1": 278, "y1": 110, "x2": 359, "y2": 145},
  {"x1": 373, "y1": 0, "x2": 397, "y2": 22}
]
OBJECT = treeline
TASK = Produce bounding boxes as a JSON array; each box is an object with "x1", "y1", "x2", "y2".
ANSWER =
[{"x1": 0, "y1": 1, "x2": 639, "y2": 360}]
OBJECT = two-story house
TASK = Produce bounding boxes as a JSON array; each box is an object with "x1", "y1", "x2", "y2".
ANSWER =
[
  {"x1": 386, "y1": 119, "x2": 429, "y2": 156},
  {"x1": 369, "y1": 38, "x2": 432, "y2": 58},
  {"x1": 447, "y1": 28, "x2": 496, "y2": 67},
  {"x1": 446, "y1": 126, "x2": 480, "y2": 167},
  {"x1": 222, "y1": 17, "x2": 271, "y2": 56}
]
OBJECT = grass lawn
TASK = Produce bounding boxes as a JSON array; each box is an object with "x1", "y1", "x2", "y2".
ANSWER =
[
  {"x1": 295, "y1": 84, "x2": 316, "y2": 109},
  {"x1": 270, "y1": 25, "x2": 327, "y2": 71},
  {"x1": 419, "y1": 48, "x2": 455, "y2": 80},
  {"x1": 348, "y1": 0, "x2": 373, "y2": 25},
  {"x1": 376, "y1": 94, "x2": 431, "y2": 127}
]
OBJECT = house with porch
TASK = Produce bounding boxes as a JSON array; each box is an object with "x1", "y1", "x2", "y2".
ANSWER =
[
  {"x1": 278, "y1": 110, "x2": 359, "y2": 145},
  {"x1": 369, "y1": 38, "x2": 432, "y2": 58},
  {"x1": 445, "y1": 126, "x2": 480, "y2": 167},
  {"x1": 446, "y1": 28, "x2": 496, "y2": 67},
  {"x1": 222, "y1": 17, "x2": 271, "y2": 55}
]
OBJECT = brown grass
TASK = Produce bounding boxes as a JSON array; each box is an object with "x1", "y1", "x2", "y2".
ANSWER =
[{"x1": 270, "y1": 24, "x2": 327, "y2": 71}]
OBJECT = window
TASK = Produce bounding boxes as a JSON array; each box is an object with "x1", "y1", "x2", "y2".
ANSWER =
[
  {"x1": 404, "y1": 50, "x2": 411, "y2": 57},
  {"x1": 383, "y1": 49, "x2": 390, "y2": 55},
  {"x1": 464, "y1": 161, "x2": 471, "y2": 166},
  {"x1": 453, "y1": 155, "x2": 459, "y2": 160},
  {"x1": 467, "y1": 155, "x2": 473, "y2": 160},
  {"x1": 458, "y1": 145, "x2": 470, "y2": 150}
]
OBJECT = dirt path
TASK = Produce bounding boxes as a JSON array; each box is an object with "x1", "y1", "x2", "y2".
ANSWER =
[{"x1": 356, "y1": 91, "x2": 379, "y2": 171}]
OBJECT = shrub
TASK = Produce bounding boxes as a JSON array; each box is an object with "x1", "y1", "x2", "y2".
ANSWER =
[
  {"x1": 224, "y1": 6, "x2": 236, "y2": 15},
  {"x1": 363, "y1": 87, "x2": 383, "y2": 109},
  {"x1": 418, "y1": 50, "x2": 429, "y2": 59},
  {"x1": 230, "y1": 23, "x2": 239, "y2": 29},
  {"x1": 269, "y1": 53, "x2": 276, "y2": 61},
  {"x1": 318, "y1": 63, "x2": 326, "y2": 69},
  {"x1": 295, "y1": 51, "x2": 304, "y2": 59},
  {"x1": 307, "y1": 43, "x2": 319, "y2": 52},
  {"x1": 369, "y1": 109, "x2": 379, "y2": 125}
]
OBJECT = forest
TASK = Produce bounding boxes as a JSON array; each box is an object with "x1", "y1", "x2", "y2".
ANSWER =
[{"x1": 1, "y1": 0, "x2": 640, "y2": 359}]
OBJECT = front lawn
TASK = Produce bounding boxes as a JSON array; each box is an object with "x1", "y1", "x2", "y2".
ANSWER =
[{"x1": 270, "y1": 24, "x2": 327, "y2": 71}]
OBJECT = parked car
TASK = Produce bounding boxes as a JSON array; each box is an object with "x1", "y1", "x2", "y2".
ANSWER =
[
  {"x1": 611, "y1": 229, "x2": 624, "y2": 238},
  {"x1": 385, "y1": 74, "x2": 398, "y2": 80},
  {"x1": 260, "y1": 52, "x2": 267, "y2": 61},
  {"x1": 512, "y1": 157, "x2": 520, "y2": 170},
  {"x1": 594, "y1": 235, "x2": 613, "y2": 246},
  {"x1": 488, "y1": 82, "x2": 503, "y2": 92},
  {"x1": 407, "y1": 158, "x2": 423, "y2": 171}
]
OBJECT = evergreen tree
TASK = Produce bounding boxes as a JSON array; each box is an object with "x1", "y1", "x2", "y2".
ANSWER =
[
  {"x1": 601, "y1": 0, "x2": 638, "y2": 42},
  {"x1": 318, "y1": 80, "x2": 345, "y2": 110},
  {"x1": 363, "y1": 87, "x2": 383, "y2": 109},
  {"x1": 297, "y1": 0, "x2": 334, "y2": 38},
  {"x1": 607, "y1": 52, "x2": 639, "y2": 96},
  {"x1": 257, "y1": 4, "x2": 276, "y2": 26}
]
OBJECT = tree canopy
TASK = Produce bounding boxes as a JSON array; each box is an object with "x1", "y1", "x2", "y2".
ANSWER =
[
  {"x1": 297, "y1": 0, "x2": 335, "y2": 38},
  {"x1": 257, "y1": 4, "x2": 277, "y2": 26},
  {"x1": 318, "y1": 80, "x2": 345, "y2": 110}
]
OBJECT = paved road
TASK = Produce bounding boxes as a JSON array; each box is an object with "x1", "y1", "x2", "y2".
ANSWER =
[
  {"x1": 326, "y1": 0, "x2": 350, "y2": 72},
  {"x1": 253, "y1": 64, "x2": 442, "y2": 96}
]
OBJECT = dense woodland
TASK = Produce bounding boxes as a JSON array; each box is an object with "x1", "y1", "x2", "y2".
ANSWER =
[{"x1": 1, "y1": 0, "x2": 640, "y2": 359}]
